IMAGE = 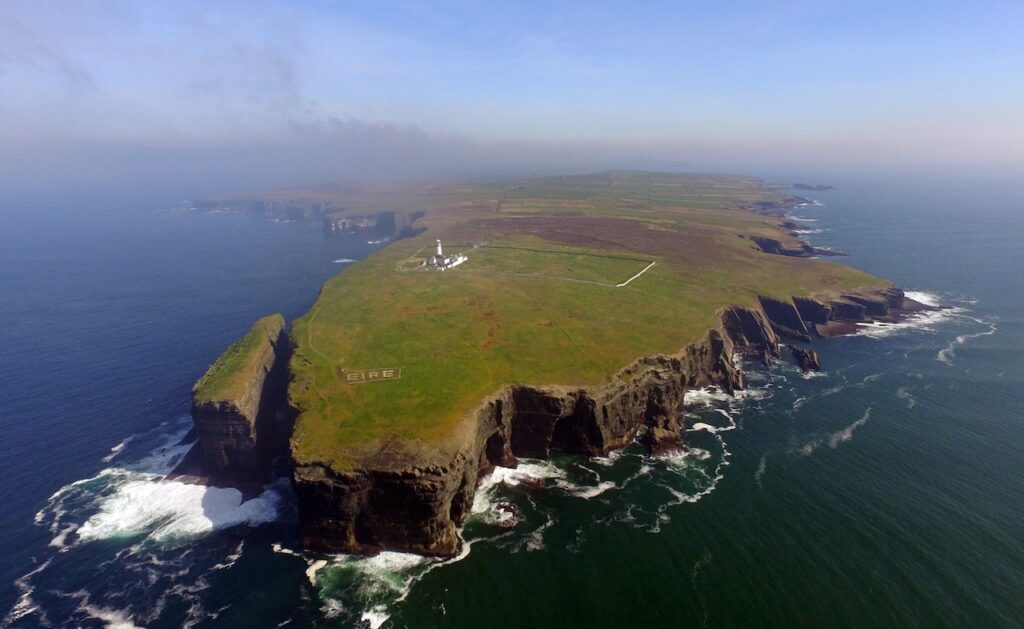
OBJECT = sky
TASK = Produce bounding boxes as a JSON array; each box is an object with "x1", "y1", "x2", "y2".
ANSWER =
[{"x1": 1, "y1": 0, "x2": 1022, "y2": 201}]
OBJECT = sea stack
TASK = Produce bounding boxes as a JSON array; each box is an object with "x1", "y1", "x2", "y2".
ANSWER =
[{"x1": 189, "y1": 314, "x2": 290, "y2": 483}]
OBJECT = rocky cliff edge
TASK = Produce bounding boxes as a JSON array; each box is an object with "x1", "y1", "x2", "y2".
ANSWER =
[{"x1": 290, "y1": 286, "x2": 929, "y2": 557}]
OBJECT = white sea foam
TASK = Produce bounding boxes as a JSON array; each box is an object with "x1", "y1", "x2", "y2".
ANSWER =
[
  {"x1": 76, "y1": 478, "x2": 284, "y2": 543},
  {"x1": 3, "y1": 557, "x2": 52, "y2": 626},
  {"x1": 306, "y1": 559, "x2": 328, "y2": 584},
  {"x1": 565, "y1": 480, "x2": 617, "y2": 499},
  {"x1": 79, "y1": 604, "x2": 143, "y2": 629},
  {"x1": 471, "y1": 461, "x2": 564, "y2": 515},
  {"x1": 854, "y1": 305, "x2": 964, "y2": 339},
  {"x1": 271, "y1": 542, "x2": 302, "y2": 557},
  {"x1": 211, "y1": 541, "x2": 245, "y2": 571},
  {"x1": 49, "y1": 523, "x2": 79, "y2": 548},
  {"x1": 689, "y1": 423, "x2": 719, "y2": 434},
  {"x1": 896, "y1": 387, "x2": 917, "y2": 409},
  {"x1": 314, "y1": 550, "x2": 435, "y2": 628},
  {"x1": 101, "y1": 436, "x2": 134, "y2": 463},
  {"x1": 332, "y1": 258, "x2": 356, "y2": 264},
  {"x1": 361, "y1": 607, "x2": 391, "y2": 629},
  {"x1": 903, "y1": 291, "x2": 942, "y2": 307},
  {"x1": 683, "y1": 386, "x2": 734, "y2": 406},
  {"x1": 798, "y1": 407, "x2": 872, "y2": 456},
  {"x1": 684, "y1": 385, "x2": 770, "y2": 409},
  {"x1": 937, "y1": 320, "x2": 997, "y2": 365},
  {"x1": 754, "y1": 454, "x2": 768, "y2": 487},
  {"x1": 590, "y1": 450, "x2": 625, "y2": 466}
]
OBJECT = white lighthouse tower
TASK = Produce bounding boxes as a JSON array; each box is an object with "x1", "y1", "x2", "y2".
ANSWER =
[{"x1": 426, "y1": 239, "x2": 467, "y2": 271}]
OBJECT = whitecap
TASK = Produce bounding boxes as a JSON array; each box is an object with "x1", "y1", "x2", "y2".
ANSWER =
[
  {"x1": 798, "y1": 407, "x2": 872, "y2": 456},
  {"x1": 101, "y1": 436, "x2": 134, "y2": 463}
]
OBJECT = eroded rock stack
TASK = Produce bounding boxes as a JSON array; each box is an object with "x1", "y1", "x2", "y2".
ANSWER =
[{"x1": 190, "y1": 314, "x2": 290, "y2": 483}]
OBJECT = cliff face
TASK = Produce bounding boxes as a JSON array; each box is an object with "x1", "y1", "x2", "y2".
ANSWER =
[
  {"x1": 292, "y1": 329, "x2": 743, "y2": 556},
  {"x1": 190, "y1": 315, "x2": 290, "y2": 483},
  {"x1": 291, "y1": 285, "x2": 923, "y2": 557}
]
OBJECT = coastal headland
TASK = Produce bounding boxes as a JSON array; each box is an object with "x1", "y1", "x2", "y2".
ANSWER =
[{"x1": 187, "y1": 172, "x2": 928, "y2": 557}]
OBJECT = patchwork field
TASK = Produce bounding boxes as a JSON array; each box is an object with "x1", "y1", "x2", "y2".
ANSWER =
[{"x1": 283, "y1": 172, "x2": 885, "y2": 470}]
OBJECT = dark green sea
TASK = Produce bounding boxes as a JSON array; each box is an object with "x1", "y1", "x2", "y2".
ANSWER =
[{"x1": 1, "y1": 177, "x2": 1021, "y2": 627}]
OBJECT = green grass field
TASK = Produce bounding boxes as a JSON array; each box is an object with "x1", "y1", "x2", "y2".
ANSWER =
[
  {"x1": 194, "y1": 313, "x2": 283, "y2": 403},
  {"x1": 274, "y1": 174, "x2": 888, "y2": 473},
  {"x1": 280, "y1": 172, "x2": 886, "y2": 471},
  {"x1": 397, "y1": 241, "x2": 653, "y2": 287}
]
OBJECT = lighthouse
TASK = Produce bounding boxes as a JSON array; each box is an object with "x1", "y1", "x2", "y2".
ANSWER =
[{"x1": 425, "y1": 239, "x2": 468, "y2": 271}]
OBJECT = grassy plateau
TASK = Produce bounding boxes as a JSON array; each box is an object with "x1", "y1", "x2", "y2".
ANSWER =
[
  {"x1": 281, "y1": 172, "x2": 885, "y2": 471},
  {"x1": 194, "y1": 313, "x2": 283, "y2": 405}
]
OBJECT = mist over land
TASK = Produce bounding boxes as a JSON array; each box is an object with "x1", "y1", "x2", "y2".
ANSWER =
[{"x1": 2, "y1": 1, "x2": 1023, "y2": 205}]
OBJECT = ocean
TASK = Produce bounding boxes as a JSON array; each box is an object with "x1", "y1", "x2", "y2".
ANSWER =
[{"x1": 1, "y1": 178, "x2": 1021, "y2": 628}]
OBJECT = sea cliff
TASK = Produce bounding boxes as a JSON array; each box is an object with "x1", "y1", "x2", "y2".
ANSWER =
[
  {"x1": 289, "y1": 286, "x2": 925, "y2": 557},
  {"x1": 184, "y1": 172, "x2": 928, "y2": 558},
  {"x1": 188, "y1": 314, "x2": 290, "y2": 483}
]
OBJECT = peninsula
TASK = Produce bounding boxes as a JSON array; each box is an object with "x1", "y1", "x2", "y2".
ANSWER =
[{"x1": 187, "y1": 172, "x2": 926, "y2": 557}]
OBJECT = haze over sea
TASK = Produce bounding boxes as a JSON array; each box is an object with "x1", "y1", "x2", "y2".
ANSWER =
[{"x1": 1, "y1": 175, "x2": 1021, "y2": 627}]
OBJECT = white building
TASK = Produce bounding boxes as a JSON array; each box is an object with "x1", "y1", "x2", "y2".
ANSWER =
[{"x1": 425, "y1": 239, "x2": 467, "y2": 271}]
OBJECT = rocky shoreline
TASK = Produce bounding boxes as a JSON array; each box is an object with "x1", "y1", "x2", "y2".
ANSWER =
[{"x1": 184, "y1": 285, "x2": 930, "y2": 558}]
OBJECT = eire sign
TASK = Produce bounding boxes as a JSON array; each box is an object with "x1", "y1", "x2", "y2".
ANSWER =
[{"x1": 342, "y1": 368, "x2": 402, "y2": 384}]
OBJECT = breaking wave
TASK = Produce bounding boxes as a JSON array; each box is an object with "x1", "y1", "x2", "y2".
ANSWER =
[
  {"x1": 76, "y1": 478, "x2": 284, "y2": 543},
  {"x1": 6, "y1": 417, "x2": 289, "y2": 628},
  {"x1": 853, "y1": 292, "x2": 993, "y2": 346}
]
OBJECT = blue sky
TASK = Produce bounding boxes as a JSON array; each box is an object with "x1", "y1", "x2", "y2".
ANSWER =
[{"x1": 1, "y1": 0, "x2": 1022, "y2": 195}]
